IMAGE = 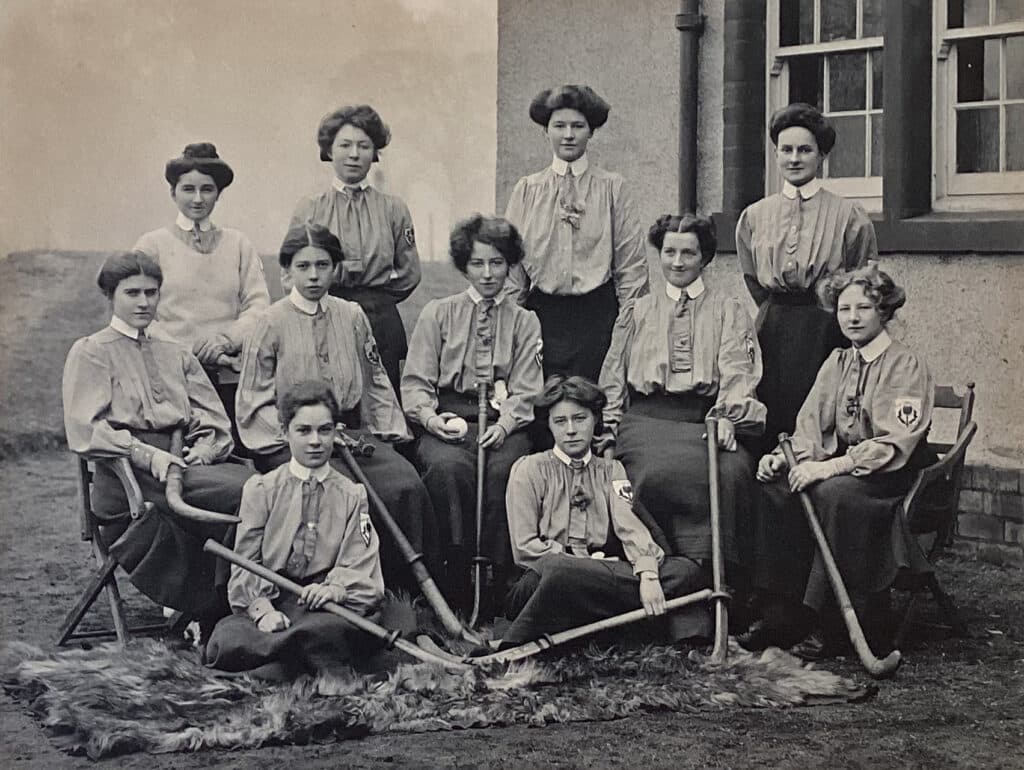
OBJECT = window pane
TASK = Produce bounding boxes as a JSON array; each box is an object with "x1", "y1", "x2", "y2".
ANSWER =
[
  {"x1": 863, "y1": 0, "x2": 884, "y2": 37},
  {"x1": 995, "y1": 0, "x2": 1024, "y2": 24},
  {"x1": 957, "y1": 38, "x2": 1000, "y2": 102},
  {"x1": 956, "y1": 108, "x2": 1000, "y2": 172},
  {"x1": 780, "y1": 0, "x2": 815, "y2": 46},
  {"x1": 871, "y1": 50, "x2": 884, "y2": 109},
  {"x1": 1008, "y1": 36, "x2": 1024, "y2": 99},
  {"x1": 822, "y1": 0, "x2": 856, "y2": 41},
  {"x1": 870, "y1": 113, "x2": 884, "y2": 176},
  {"x1": 1007, "y1": 104, "x2": 1024, "y2": 170},
  {"x1": 948, "y1": 0, "x2": 993, "y2": 27},
  {"x1": 828, "y1": 115, "x2": 867, "y2": 177},
  {"x1": 789, "y1": 55, "x2": 824, "y2": 108},
  {"x1": 829, "y1": 52, "x2": 866, "y2": 111}
]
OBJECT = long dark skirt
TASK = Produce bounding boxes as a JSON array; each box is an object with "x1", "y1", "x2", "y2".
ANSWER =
[
  {"x1": 502, "y1": 553, "x2": 711, "y2": 646},
  {"x1": 615, "y1": 394, "x2": 756, "y2": 567},
  {"x1": 255, "y1": 433, "x2": 438, "y2": 594},
  {"x1": 331, "y1": 286, "x2": 407, "y2": 397},
  {"x1": 204, "y1": 574, "x2": 382, "y2": 678},
  {"x1": 91, "y1": 432, "x2": 253, "y2": 619},
  {"x1": 755, "y1": 293, "x2": 847, "y2": 454},
  {"x1": 524, "y1": 280, "x2": 618, "y2": 382},
  {"x1": 748, "y1": 452, "x2": 935, "y2": 615}
]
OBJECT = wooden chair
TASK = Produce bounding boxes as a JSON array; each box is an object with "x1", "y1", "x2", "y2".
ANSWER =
[
  {"x1": 893, "y1": 382, "x2": 978, "y2": 647},
  {"x1": 56, "y1": 456, "x2": 187, "y2": 647}
]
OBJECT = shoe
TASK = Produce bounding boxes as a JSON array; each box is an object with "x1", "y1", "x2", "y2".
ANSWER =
[
  {"x1": 791, "y1": 633, "x2": 851, "y2": 662},
  {"x1": 737, "y1": 620, "x2": 809, "y2": 652}
]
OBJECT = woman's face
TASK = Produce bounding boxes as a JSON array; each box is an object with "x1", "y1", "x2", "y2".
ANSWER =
[
  {"x1": 171, "y1": 169, "x2": 219, "y2": 221},
  {"x1": 548, "y1": 398, "x2": 596, "y2": 459},
  {"x1": 286, "y1": 403, "x2": 336, "y2": 469},
  {"x1": 659, "y1": 231, "x2": 705, "y2": 290},
  {"x1": 836, "y1": 283, "x2": 885, "y2": 348},
  {"x1": 330, "y1": 123, "x2": 375, "y2": 184},
  {"x1": 464, "y1": 241, "x2": 509, "y2": 300},
  {"x1": 775, "y1": 126, "x2": 822, "y2": 187},
  {"x1": 546, "y1": 108, "x2": 592, "y2": 163},
  {"x1": 288, "y1": 246, "x2": 337, "y2": 302},
  {"x1": 111, "y1": 273, "x2": 160, "y2": 330}
]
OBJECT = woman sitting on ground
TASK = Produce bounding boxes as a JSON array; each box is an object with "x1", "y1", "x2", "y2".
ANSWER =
[
  {"x1": 62, "y1": 252, "x2": 253, "y2": 636},
  {"x1": 497, "y1": 375, "x2": 711, "y2": 650},
  {"x1": 401, "y1": 214, "x2": 543, "y2": 614},
  {"x1": 741, "y1": 263, "x2": 935, "y2": 658},
  {"x1": 205, "y1": 380, "x2": 384, "y2": 679}
]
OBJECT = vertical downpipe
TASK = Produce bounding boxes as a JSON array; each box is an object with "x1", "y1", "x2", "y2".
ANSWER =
[{"x1": 676, "y1": 0, "x2": 705, "y2": 214}]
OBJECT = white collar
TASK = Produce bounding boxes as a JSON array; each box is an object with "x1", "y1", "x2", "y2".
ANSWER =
[
  {"x1": 332, "y1": 177, "x2": 370, "y2": 194},
  {"x1": 781, "y1": 178, "x2": 822, "y2": 200},
  {"x1": 175, "y1": 212, "x2": 213, "y2": 232},
  {"x1": 288, "y1": 286, "x2": 329, "y2": 315},
  {"x1": 553, "y1": 445, "x2": 593, "y2": 467},
  {"x1": 288, "y1": 458, "x2": 332, "y2": 482},
  {"x1": 665, "y1": 275, "x2": 706, "y2": 302},
  {"x1": 467, "y1": 287, "x2": 506, "y2": 306},
  {"x1": 856, "y1": 329, "x2": 892, "y2": 362},
  {"x1": 551, "y1": 154, "x2": 589, "y2": 177},
  {"x1": 109, "y1": 315, "x2": 142, "y2": 340}
]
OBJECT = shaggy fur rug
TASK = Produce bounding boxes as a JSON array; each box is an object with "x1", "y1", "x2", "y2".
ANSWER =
[{"x1": 1, "y1": 639, "x2": 870, "y2": 760}]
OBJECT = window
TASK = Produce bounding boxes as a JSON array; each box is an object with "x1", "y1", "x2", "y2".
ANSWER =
[
  {"x1": 936, "y1": 0, "x2": 1024, "y2": 206},
  {"x1": 767, "y1": 0, "x2": 884, "y2": 205}
]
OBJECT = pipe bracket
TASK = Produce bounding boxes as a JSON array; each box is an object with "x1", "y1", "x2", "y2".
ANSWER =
[{"x1": 675, "y1": 12, "x2": 705, "y2": 32}]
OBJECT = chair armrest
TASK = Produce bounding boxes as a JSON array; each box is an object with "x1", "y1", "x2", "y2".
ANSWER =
[
  {"x1": 901, "y1": 421, "x2": 978, "y2": 524},
  {"x1": 110, "y1": 457, "x2": 151, "y2": 519}
]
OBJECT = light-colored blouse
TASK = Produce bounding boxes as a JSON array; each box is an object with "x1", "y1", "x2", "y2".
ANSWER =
[
  {"x1": 599, "y1": 278, "x2": 766, "y2": 434},
  {"x1": 401, "y1": 289, "x2": 544, "y2": 436}
]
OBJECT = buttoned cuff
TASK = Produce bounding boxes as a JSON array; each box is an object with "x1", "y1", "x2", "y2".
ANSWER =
[
  {"x1": 497, "y1": 415, "x2": 517, "y2": 437},
  {"x1": 128, "y1": 439, "x2": 156, "y2": 473},
  {"x1": 824, "y1": 454, "x2": 857, "y2": 478},
  {"x1": 246, "y1": 597, "x2": 276, "y2": 623},
  {"x1": 633, "y1": 556, "x2": 660, "y2": 576}
]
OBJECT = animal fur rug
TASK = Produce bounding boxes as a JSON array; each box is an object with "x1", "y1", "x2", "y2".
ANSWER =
[{"x1": 1, "y1": 639, "x2": 870, "y2": 760}]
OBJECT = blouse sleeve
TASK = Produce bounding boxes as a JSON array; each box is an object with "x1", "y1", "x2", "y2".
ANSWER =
[
  {"x1": 843, "y1": 203, "x2": 877, "y2": 270},
  {"x1": 502, "y1": 179, "x2": 533, "y2": 305},
  {"x1": 323, "y1": 483, "x2": 385, "y2": 615},
  {"x1": 498, "y1": 309, "x2": 544, "y2": 435},
  {"x1": 736, "y1": 207, "x2": 769, "y2": 306},
  {"x1": 707, "y1": 298, "x2": 767, "y2": 436},
  {"x1": 182, "y1": 350, "x2": 234, "y2": 459},
  {"x1": 62, "y1": 338, "x2": 134, "y2": 459},
  {"x1": 607, "y1": 461, "x2": 663, "y2": 575},
  {"x1": 386, "y1": 199, "x2": 422, "y2": 301},
  {"x1": 222, "y1": 234, "x2": 271, "y2": 350},
  {"x1": 506, "y1": 457, "x2": 564, "y2": 568},
  {"x1": 236, "y1": 314, "x2": 287, "y2": 454},
  {"x1": 355, "y1": 308, "x2": 412, "y2": 441},
  {"x1": 599, "y1": 304, "x2": 636, "y2": 434},
  {"x1": 132, "y1": 230, "x2": 159, "y2": 259},
  {"x1": 400, "y1": 301, "x2": 443, "y2": 428},
  {"x1": 786, "y1": 350, "x2": 843, "y2": 463},
  {"x1": 609, "y1": 179, "x2": 649, "y2": 306},
  {"x1": 228, "y1": 475, "x2": 279, "y2": 618}
]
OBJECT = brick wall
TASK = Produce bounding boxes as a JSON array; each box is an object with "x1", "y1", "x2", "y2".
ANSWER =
[{"x1": 954, "y1": 465, "x2": 1024, "y2": 566}]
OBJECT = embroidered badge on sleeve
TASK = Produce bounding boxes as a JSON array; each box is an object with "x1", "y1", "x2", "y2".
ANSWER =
[
  {"x1": 359, "y1": 510, "x2": 373, "y2": 547},
  {"x1": 895, "y1": 398, "x2": 922, "y2": 429},
  {"x1": 612, "y1": 479, "x2": 634, "y2": 505},
  {"x1": 364, "y1": 339, "x2": 383, "y2": 369},
  {"x1": 404, "y1": 227, "x2": 415, "y2": 247},
  {"x1": 744, "y1": 332, "x2": 757, "y2": 365},
  {"x1": 534, "y1": 338, "x2": 544, "y2": 368}
]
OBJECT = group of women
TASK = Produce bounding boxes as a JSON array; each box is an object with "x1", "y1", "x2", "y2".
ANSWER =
[{"x1": 61, "y1": 85, "x2": 936, "y2": 671}]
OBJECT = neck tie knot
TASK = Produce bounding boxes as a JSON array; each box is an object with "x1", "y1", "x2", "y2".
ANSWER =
[{"x1": 569, "y1": 458, "x2": 586, "y2": 471}]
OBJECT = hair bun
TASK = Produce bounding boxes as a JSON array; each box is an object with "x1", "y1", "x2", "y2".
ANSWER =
[{"x1": 181, "y1": 142, "x2": 220, "y2": 159}]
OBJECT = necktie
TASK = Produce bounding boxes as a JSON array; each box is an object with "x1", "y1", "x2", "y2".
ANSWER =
[
  {"x1": 567, "y1": 458, "x2": 590, "y2": 554},
  {"x1": 559, "y1": 166, "x2": 582, "y2": 229},
  {"x1": 343, "y1": 187, "x2": 365, "y2": 275},
  {"x1": 192, "y1": 222, "x2": 203, "y2": 251},
  {"x1": 286, "y1": 477, "x2": 323, "y2": 576},
  {"x1": 137, "y1": 332, "x2": 165, "y2": 403},
  {"x1": 474, "y1": 298, "x2": 496, "y2": 383},
  {"x1": 669, "y1": 294, "x2": 693, "y2": 373},
  {"x1": 782, "y1": 193, "x2": 803, "y2": 289}
]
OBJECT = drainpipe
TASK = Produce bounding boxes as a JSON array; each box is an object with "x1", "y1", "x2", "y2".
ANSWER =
[{"x1": 676, "y1": 0, "x2": 704, "y2": 214}]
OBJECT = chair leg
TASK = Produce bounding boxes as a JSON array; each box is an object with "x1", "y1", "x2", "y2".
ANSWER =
[
  {"x1": 56, "y1": 554, "x2": 120, "y2": 646},
  {"x1": 928, "y1": 573, "x2": 968, "y2": 637},
  {"x1": 92, "y1": 532, "x2": 131, "y2": 646}
]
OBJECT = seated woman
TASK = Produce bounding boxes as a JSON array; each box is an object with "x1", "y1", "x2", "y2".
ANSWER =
[
  {"x1": 236, "y1": 223, "x2": 436, "y2": 590},
  {"x1": 62, "y1": 252, "x2": 253, "y2": 634},
  {"x1": 401, "y1": 214, "x2": 543, "y2": 612},
  {"x1": 205, "y1": 380, "x2": 384, "y2": 679},
  {"x1": 741, "y1": 264, "x2": 935, "y2": 657},
  {"x1": 499, "y1": 376, "x2": 710, "y2": 649},
  {"x1": 598, "y1": 213, "x2": 764, "y2": 573},
  {"x1": 134, "y1": 143, "x2": 270, "y2": 426}
]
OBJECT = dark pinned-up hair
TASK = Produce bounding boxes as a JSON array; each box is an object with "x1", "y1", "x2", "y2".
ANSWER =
[
  {"x1": 277, "y1": 379, "x2": 341, "y2": 429},
  {"x1": 317, "y1": 104, "x2": 391, "y2": 162},
  {"x1": 449, "y1": 214, "x2": 525, "y2": 273},
  {"x1": 279, "y1": 222, "x2": 346, "y2": 269},
  {"x1": 164, "y1": 143, "x2": 235, "y2": 190},
  {"x1": 529, "y1": 85, "x2": 610, "y2": 131},
  {"x1": 817, "y1": 263, "x2": 907, "y2": 323},
  {"x1": 769, "y1": 102, "x2": 837, "y2": 155},
  {"x1": 647, "y1": 213, "x2": 718, "y2": 266},
  {"x1": 536, "y1": 374, "x2": 607, "y2": 435},
  {"x1": 96, "y1": 251, "x2": 163, "y2": 298}
]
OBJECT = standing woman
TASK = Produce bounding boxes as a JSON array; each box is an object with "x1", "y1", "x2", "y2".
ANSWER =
[
  {"x1": 505, "y1": 85, "x2": 648, "y2": 383},
  {"x1": 736, "y1": 103, "x2": 876, "y2": 453},
  {"x1": 134, "y1": 143, "x2": 270, "y2": 427},
  {"x1": 289, "y1": 105, "x2": 421, "y2": 394}
]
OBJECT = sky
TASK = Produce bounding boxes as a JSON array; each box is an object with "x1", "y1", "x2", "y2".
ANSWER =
[{"x1": 0, "y1": 0, "x2": 498, "y2": 258}]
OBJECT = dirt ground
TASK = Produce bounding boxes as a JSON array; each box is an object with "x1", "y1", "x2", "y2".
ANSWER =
[{"x1": 1, "y1": 253, "x2": 1023, "y2": 768}]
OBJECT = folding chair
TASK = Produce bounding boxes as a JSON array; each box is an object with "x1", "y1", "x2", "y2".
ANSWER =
[
  {"x1": 894, "y1": 382, "x2": 978, "y2": 647},
  {"x1": 56, "y1": 455, "x2": 188, "y2": 647}
]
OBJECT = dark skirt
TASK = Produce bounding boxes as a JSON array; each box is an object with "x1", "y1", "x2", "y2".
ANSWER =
[
  {"x1": 747, "y1": 446, "x2": 936, "y2": 613},
  {"x1": 331, "y1": 286, "x2": 407, "y2": 396},
  {"x1": 615, "y1": 393, "x2": 756, "y2": 567},
  {"x1": 525, "y1": 280, "x2": 618, "y2": 382},
  {"x1": 255, "y1": 432, "x2": 438, "y2": 594},
  {"x1": 502, "y1": 553, "x2": 711, "y2": 646},
  {"x1": 204, "y1": 572, "x2": 382, "y2": 677},
  {"x1": 91, "y1": 431, "x2": 254, "y2": 619},
  {"x1": 755, "y1": 292, "x2": 848, "y2": 454}
]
